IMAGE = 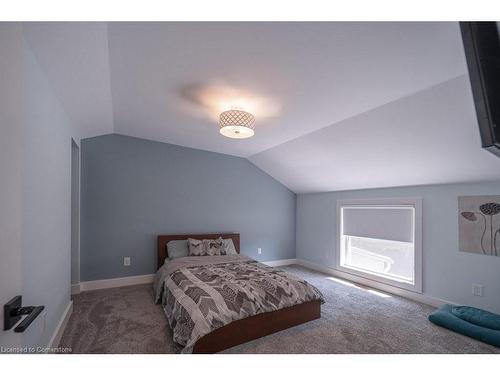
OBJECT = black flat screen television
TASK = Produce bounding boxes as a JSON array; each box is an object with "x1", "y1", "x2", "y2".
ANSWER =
[{"x1": 460, "y1": 22, "x2": 500, "y2": 157}]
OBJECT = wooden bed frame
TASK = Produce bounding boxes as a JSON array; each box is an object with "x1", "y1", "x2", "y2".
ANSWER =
[{"x1": 157, "y1": 233, "x2": 322, "y2": 354}]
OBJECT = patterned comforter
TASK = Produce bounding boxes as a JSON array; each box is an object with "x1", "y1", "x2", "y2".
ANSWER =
[{"x1": 153, "y1": 255, "x2": 324, "y2": 353}]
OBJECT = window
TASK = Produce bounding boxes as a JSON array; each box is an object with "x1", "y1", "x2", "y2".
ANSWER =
[{"x1": 337, "y1": 198, "x2": 422, "y2": 292}]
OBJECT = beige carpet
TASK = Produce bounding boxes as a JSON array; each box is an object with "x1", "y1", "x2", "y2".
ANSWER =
[{"x1": 59, "y1": 265, "x2": 500, "y2": 354}]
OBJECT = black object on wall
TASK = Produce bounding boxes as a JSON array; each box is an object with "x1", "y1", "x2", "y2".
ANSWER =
[
  {"x1": 460, "y1": 22, "x2": 500, "y2": 157},
  {"x1": 4, "y1": 296, "x2": 44, "y2": 332}
]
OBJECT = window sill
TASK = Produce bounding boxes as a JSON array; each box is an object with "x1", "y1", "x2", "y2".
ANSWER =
[{"x1": 336, "y1": 265, "x2": 422, "y2": 294}]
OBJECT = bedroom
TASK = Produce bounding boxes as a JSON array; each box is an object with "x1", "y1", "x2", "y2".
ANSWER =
[{"x1": 1, "y1": 0, "x2": 500, "y2": 373}]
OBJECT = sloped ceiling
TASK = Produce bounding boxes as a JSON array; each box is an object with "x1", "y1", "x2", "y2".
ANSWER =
[
  {"x1": 23, "y1": 23, "x2": 114, "y2": 140},
  {"x1": 22, "y1": 22, "x2": 500, "y2": 193},
  {"x1": 250, "y1": 76, "x2": 500, "y2": 193}
]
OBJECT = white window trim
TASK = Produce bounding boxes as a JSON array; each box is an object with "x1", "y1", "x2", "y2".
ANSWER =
[{"x1": 336, "y1": 197, "x2": 423, "y2": 293}]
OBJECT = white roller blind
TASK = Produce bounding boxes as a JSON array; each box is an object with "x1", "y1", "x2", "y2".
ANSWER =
[{"x1": 341, "y1": 206, "x2": 414, "y2": 243}]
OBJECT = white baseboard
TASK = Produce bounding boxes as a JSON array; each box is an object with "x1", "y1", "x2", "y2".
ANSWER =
[
  {"x1": 295, "y1": 259, "x2": 454, "y2": 308},
  {"x1": 79, "y1": 274, "x2": 155, "y2": 292},
  {"x1": 262, "y1": 258, "x2": 297, "y2": 267},
  {"x1": 47, "y1": 300, "x2": 73, "y2": 350},
  {"x1": 71, "y1": 283, "x2": 80, "y2": 295}
]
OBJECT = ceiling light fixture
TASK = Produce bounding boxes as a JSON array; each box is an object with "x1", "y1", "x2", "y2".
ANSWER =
[{"x1": 219, "y1": 109, "x2": 255, "y2": 139}]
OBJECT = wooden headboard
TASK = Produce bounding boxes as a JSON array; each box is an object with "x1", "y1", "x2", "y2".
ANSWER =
[{"x1": 157, "y1": 233, "x2": 240, "y2": 269}]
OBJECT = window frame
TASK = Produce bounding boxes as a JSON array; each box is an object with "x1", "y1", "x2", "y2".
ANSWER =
[{"x1": 336, "y1": 197, "x2": 423, "y2": 293}]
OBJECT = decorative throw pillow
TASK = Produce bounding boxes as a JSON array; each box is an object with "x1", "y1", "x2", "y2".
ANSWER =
[
  {"x1": 219, "y1": 238, "x2": 237, "y2": 255},
  {"x1": 204, "y1": 238, "x2": 222, "y2": 256},
  {"x1": 187, "y1": 238, "x2": 223, "y2": 256},
  {"x1": 187, "y1": 238, "x2": 205, "y2": 256}
]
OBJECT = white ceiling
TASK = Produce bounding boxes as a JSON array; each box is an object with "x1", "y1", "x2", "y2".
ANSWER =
[
  {"x1": 23, "y1": 23, "x2": 114, "y2": 140},
  {"x1": 22, "y1": 22, "x2": 500, "y2": 193},
  {"x1": 107, "y1": 22, "x2": 467, "y2": 156},
  {"x1": 250, "y1": 75, "x2": 500, "y2": 193}
]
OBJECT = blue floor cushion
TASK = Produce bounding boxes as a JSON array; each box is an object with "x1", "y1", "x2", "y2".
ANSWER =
[
  {"x1": 429, "y1": 304, "x2": 500, "y2": 348},
  {"x1": 451, "y1": 306, "x2": 500, "y2": 331}
]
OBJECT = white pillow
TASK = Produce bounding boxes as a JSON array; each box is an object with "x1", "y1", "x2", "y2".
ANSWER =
[{"x1": 220, "y1": 238, "x2": 237, "y2": 255}]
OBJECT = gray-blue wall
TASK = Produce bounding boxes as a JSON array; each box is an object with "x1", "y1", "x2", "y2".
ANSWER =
[
  {"x1": 21, "y1": 39, "x2": 73, "y2": 348},
  {"x1": 1, "y1": 25, "x2": 74, "y2": 349},
  {"x1": 81, "y1": 134, "x2": 296, "y2": 281},
  {"x1": 0, "y1": 23, "x2": 24, "y2": 349},
  {"x1": 297, "y1": 180, "x2": 500, "y2": 313}
]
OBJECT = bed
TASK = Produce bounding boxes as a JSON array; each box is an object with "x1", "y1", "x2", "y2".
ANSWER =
[{"x1": 153, "y1": 233, "x2": 324, "y2": 353}]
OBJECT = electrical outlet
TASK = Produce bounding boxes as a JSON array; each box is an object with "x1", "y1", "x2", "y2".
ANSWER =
[
  {"x1": 258, "y1": 248, "x2": 262, "y2": 255},
  {"x1": 472, "y1": 284, "x2": 483, "y2": 296},
  {"x1": 124, "y1": 257, "x2": 131, "y2": 266}
]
